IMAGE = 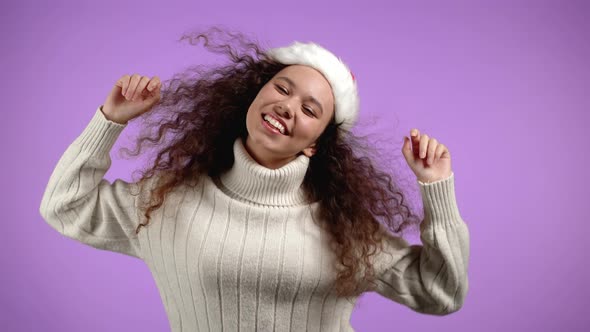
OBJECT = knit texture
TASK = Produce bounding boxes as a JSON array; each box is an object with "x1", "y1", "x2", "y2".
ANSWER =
[{"x1": 39, "y1": 106, "x2": 470, "y2": 331}]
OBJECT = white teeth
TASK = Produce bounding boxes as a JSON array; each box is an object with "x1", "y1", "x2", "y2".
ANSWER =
[{"x1": 263, "y1": 115, "x2": 286, "y2": 135}]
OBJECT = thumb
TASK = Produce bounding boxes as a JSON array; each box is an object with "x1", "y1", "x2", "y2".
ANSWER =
[
  {"x1": 111, "y1": 80, "x2": 123, "y2": 97},
  {"x1": 106, "y1": 79, "x2": 126, "y2": 102},
  {"x1": 401, "y1": 136, "x2": 415, "y2": 164}
]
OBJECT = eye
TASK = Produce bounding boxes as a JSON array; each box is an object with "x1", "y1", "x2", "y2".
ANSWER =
[
  {"x1": 303, "y1": 106, "x2": 316, "y2": 117},
  {"x1": 275, "y1": 84, "x2": 288, "y2": 94}
]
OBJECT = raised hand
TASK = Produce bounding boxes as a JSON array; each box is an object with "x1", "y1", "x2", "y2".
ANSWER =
[
  {"x1": 402, "y1": 128, "x2": 453, "y2": 183},
  {"x1": 101, "y1": 74, "x2": 162, "y2": 124}
]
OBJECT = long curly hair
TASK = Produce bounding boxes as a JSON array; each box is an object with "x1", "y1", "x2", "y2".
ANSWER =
[{"x1": 120, "y1": 26, "x2": 423, "y2": 299}]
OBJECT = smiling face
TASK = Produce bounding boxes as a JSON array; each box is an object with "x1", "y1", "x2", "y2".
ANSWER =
[{"x1": 244, "y1": 65, "x2": 335, "y2": 169}]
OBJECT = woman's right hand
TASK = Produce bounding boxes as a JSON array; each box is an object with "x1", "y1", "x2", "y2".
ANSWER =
[{"x1": 101, "y1": 74, "x2": 162, "y2": 124}]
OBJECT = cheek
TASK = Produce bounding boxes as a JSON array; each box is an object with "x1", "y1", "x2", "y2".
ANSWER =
[
  {"x1": 249, "y1": 97, "x2": 265, "y2": 111},
  {"x1": 248, "y1": 93, "x2": 266, "y2": 112},
  {"x1": 246, "y1": 104, "x2": 258, "y2": 126},
  {"x1": 257, "y1": 93, "x2": 273, "y2": 106},
  {"x1": 298, "y1": 120, "x2": 324, "y2": 139}
]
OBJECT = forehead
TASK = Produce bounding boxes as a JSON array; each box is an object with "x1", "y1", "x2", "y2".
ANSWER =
[{"x1": 274, "y1": 65, "x2": 334, "y2": 107}]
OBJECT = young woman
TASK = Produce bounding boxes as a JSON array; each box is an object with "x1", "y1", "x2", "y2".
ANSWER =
[{"x1": 40, "y1": 27, "x2": 469, "y2": 331}]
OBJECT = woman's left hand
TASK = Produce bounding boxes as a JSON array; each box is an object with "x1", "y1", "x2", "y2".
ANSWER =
[{"x1": 402, "y1": 128, "x2": 453, "y2": 183}]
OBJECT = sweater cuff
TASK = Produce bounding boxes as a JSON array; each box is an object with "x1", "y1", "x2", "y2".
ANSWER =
[
  {"x1": 418, "y1": 172, "x2": 462, "y2": 227},
  {"x1": 71, "y1": 105, "x2": 127, "y2": 158}
]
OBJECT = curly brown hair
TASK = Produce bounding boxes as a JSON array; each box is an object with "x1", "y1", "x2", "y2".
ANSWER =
[{"x1": 120, "y1": 26, "x2": 422, "y2": 299}]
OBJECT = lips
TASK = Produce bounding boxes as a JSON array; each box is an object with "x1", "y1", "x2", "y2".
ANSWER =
[{"x1": 262, "y1": 113, "x2": 289, "y2": 135}]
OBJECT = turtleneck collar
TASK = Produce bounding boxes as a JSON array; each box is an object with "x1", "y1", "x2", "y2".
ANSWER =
[{"x1": 217, "y1": 137, "x2": 311, "y2": 207}]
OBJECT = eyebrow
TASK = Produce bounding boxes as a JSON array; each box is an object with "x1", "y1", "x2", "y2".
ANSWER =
[{"x1": 276, "y1": 76, "x2": 324, "y2": 116}]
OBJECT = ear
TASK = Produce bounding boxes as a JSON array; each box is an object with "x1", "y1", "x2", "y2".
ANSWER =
[{"x1": 302, "y1": 142, "x2": 317, "y2": 157}]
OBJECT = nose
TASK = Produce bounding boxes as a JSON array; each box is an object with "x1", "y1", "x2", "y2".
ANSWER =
[{"x1": 274, "y1": 102, "x2": 293, "y2": 119}]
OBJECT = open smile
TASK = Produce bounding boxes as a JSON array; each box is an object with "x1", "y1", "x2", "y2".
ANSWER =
[{"x1": 261, "y1": 113, "x2": 288, "y2": 136}]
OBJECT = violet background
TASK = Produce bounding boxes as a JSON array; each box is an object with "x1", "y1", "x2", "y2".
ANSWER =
[{"x1": 2, "y1": 0, "x2": 588, "y2": 331}]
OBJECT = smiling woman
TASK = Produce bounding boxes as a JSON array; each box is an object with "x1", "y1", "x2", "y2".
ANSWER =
[{"x1": 39, "y1": 25, "x2": 469, "y2": 331}]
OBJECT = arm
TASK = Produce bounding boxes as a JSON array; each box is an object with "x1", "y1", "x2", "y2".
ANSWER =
[
  {"x1": 369, "y1": 173, "x2": 470, "y2": 315},
  {"x1": 39, "y1": 105, "x2": 143, "y2": 259}
]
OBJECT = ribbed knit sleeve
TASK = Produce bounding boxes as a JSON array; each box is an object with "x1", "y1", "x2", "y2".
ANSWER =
[
  {"x1": 369, "y1": 172, "x2": 470, "y2": 315},
  {"x1": 39, "y1": 106, "x2": 142, "y2": 259}
]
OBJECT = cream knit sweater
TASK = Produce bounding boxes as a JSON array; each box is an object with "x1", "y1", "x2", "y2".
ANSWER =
[{"x1": 39, "y1": 106, "x2": 470, "y2": 332}]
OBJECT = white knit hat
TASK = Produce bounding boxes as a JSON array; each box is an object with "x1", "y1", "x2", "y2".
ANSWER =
[{"x1": 265, "y1": 41, "x2": 360, "y2": 132}]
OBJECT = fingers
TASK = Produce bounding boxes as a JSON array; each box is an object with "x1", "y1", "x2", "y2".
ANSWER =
[
  {"x1": 118, "y1": 74, "x2": 131, "y2": 99},
  {"x1": 401, "y1": 136, "x2": 414, "y2": 164},
  {"x1": 134, "y1": 76, "x2": 151, "y2": 100},
  {"x1": 146, "y1": 76, "x2": 161, "y2": 93},
  {"x1": 434, "y1": 143, "x2": 446, "y2": 164},
  {"x1": 426, "y1": 138, "x2": 438, "y2": 165},
  {"x1": 409, "y1": 128, "x2": 445, "y2": 165},
  {"x1": 118, "y1": 74, "x2": 161, "y2": 101},
  {"x1": 127, "y1": 74, "x2": 142, "y2": 101},
  {"x1": 410, "y1": 128, "x2": 427, "y2": 158},
  {"x1": 419, "y1": 134, "x2": 430, "y2": 160}
]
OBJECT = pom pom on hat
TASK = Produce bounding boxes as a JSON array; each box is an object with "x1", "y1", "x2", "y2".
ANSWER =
[{"x1": 265, "y1": 41, "x2": 360, "y2": 132}]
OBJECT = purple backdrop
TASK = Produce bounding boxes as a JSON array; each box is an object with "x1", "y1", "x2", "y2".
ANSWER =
[{"x1": 3, "y1": 0, "x2": 588, "y2": 331}]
